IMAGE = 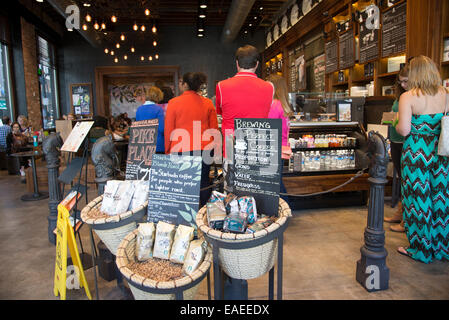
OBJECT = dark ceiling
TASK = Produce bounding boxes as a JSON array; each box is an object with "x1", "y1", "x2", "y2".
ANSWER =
[{"x1": 72, "y1": 0, "x2": 288, "y2": 31}]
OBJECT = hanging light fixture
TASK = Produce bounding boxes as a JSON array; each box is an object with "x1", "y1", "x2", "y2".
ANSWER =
[
  {"x1": 114, "y1": 57, "x2": 118, "y2": 63},
  {"x1": 198, "y1": 33, "x2": 204, "y2": 37},
  {"x1": 145, "y1": 9, "x2": 150, "y2": 16},
  {"x1": 82, "y1": 24, "x2": 88, "y2": 30},
  {"x1": 110, "y1": 50, "x2": 115, "y2": 55},
  {"x1": 200, "y1": 0, "x2": 207, "y2": 9},
  {"x1": 131, "y1": 47, "x2": 135, "y2": 53},
  {"x1": 148, "y1": 56, "x2": 153, "y2": 61},
  {"x1": 140, "y1": 56, "x2": 145, "y2": 61},
  {"x1": 120, "y1": 34, "x2": 125, "y2": 41},
  {"x1": 116, "y1": 43, "x2": 120, "y2": 48},
  {"x1": 141, "y1": 25, "x2": 146, "y2": 32},
  {"x1": 85, "y1": 14, "x2": 92, "y2": 22},
  {"x1": 101, "y1": 22, "x2": 106, "y2": 30},
  {"x1": 133, "y1": 23, "x2": 138, "y2": 31},
  {"x1": 94, "y1": 22, "x2": 100, "y2": 30},
  {"x1": 104, "y1": 48, "x2": 109, "y2": 54},
  {"x1": 111, "y1": 15, "x2": 117, "y2": 23},
  {"x1": 152, "y1": 25, "x2": 157, "y2": 33},
  {"x1": 153, "y1": 40, "x2": 157, "y2": 47},
  {"x1": 155, "y1": 54, "x2": 159, "y2": 59},
  {"x1": 124, "y1": 55, "x2": 128, "y2": 60}
]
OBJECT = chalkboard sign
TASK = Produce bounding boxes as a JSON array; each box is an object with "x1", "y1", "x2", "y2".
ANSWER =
[
  {"x1": 325, "y1": 38, "x2": 339, "y2": 74},
  {"x1": 147, "y1": 154, "x2": 202, "y2": 228},
  {"x1": 70, "y1": 83, "x2": 92, "y2": 116},
  {"x1": 125, "y1": 119, "x2": 159, "y2": 180},
  {"x1": 359, "y1": 14, "x2": 380, "y2": 63},
  {"x1": 339, "y1": 30, "x2": 355, "y2": 70},
  {"x1": 381, "y1": 1, "x2": 407, "y2": 58},
  {"x1": 313, "y1": 54, "x2": 326, "y2": 92},
  {"x1": 231, "y1": 118, "x2": 282, "y2": 216}
]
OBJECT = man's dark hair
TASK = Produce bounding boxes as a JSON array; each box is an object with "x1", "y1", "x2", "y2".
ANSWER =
[
  {"x1": 160, "y1": 86, "x2": 174, "y2": 104},
  {"x1": 235, "y1": 45, "x2": 259, "y2": 69},
  {"x1": 183, "y1": 72, "x2": 207, "y2": 92},
  {"x1": 2, "y1": 116, "x2": 10, "y2": 125},
  {"x1": 93, "y1": 115, "x2": 108, "y2": 130}
]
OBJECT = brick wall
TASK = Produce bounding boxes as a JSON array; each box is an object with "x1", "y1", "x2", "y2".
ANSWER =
[{"x1": 20, "y1": 17, "x2": 42, "y2": 131}]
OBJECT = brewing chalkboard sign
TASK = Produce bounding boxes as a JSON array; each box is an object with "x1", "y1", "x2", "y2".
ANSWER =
[
  {"x1": 339, "y1": 30, "x2": 355, "y2": 70},
  {"x1": 125, "y1": 119, "x2": 159, "y2": 180},
  {"x1": 147, "y1": 154, "x2": 202, "y2": 228},
  {"x1": 231, "y1": 118, "x2": 282, "y2": 215},
  {"x1": 325, "y1": 38, "x2": 339, "y2": 74},
  {"x1": 381, "y1": 1, "x2": 407, "y2": 58},
  {"x1": 359, "y1": 13, "x2": 380, "y2": 63}
]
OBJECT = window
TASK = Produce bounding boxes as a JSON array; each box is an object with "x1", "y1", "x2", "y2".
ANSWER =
[
  {"x1": 37, "y1": 35, "x2": 59, "y2": 130},
  {"x1": 0, "y1": 42, "x2": 14, "y2": 121}
]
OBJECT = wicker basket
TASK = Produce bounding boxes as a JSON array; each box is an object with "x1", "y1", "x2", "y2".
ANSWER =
[
  {"x1": 196, "y1": 198, "x2": 291, "y2": 280},
  {"x1": 81, "y1": 195, "x2": 147, "y2": 255},
  {"x1": 116, "y1": 229, "x2": 212, "y2": 300}
]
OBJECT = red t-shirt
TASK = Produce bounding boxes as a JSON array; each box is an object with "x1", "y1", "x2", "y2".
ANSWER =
[
  {"x1": 165, "y1": 90, "x2": 219, "y2": 154},
  {"x1": 216, "y1": 72, "x2": 274, "y2": 156}
]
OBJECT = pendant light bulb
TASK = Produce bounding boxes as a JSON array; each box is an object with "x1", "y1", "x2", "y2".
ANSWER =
[
  {"x1": 104, "y1": 48, "x2": 109, "y2": 54},
  {"x1": 141, "y1": 25, "x2": 146, "y2": 32},
  {"x1": 116, "y1": 43, "x2": 120, "y2": 48},
  {"x1": 131, "y1": 47, "x2": 135, "y2": 53},
  {"x1": 120, "y1": 34, "x2": 125, "y2": 41},
  {"x1": 111, "y1": 15, "x2": 117, "y2": 23},
  {"x1": 133, "y1": 23, "x2": 138, "y2": 31},
  {"x1": 82, "y1": 24, "x2": 88, "y2": 31},
  {"x1": 85, "y1": 14, "x2": 92, "y2": 22},
  {"x1": 94, "y1": 22, "x2": 99, "y2": 30},
  {"x1": 145, "y1": 9, "x2": 150, "y2": 16},
  {"x1": 124, "y1": 55, "x2": 128, "y2": 60},
  {"x1": 152, "y1": 25, "x2": 157, "y2": 33},
  {"x1": 155, "y1": 54, "x2": 159, "y2": 59},
  {"x1": 101, "y1": 22, "x2": 106, "y2": 30},
  {"x1": 153, "y1": 41, "x2": 157, "y2": 47},
  {"x1": 110, "y1": 50, "x2": 114, "y2": 55}
]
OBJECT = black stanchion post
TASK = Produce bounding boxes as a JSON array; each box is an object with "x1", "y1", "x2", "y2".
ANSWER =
[
  {"x1": 42, "y1": 133, "x2": 63, "y2": 245},
  {"x1": 356, "y1": 131, "x2": 390, "y2": 292}
]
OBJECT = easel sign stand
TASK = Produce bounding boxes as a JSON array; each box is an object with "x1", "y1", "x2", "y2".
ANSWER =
[{"x1": 54, "y1": 204, "x2": 92, "y2": 300}]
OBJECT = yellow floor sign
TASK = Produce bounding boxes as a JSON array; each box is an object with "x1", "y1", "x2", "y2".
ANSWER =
[{"x1": 54, "y1": 204, "x2": 91, "y2": 300}]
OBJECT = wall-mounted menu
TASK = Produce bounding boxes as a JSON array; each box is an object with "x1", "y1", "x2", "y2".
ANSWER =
[
  {"x1": 231, "y1": 118, "x2": 281, "y2": 215},
  {"x1": 325, "y1": 38, "x2": 339, "y2": 74},
  {"x1": 313, "y1": 54, "x2": 326, "y2": 92},
  {"x1": 339, "y1": 30, "x2": 355, "y2": 70},
  {"x1": 359, "y1": 15, "x2": 380, "y2": 63},
  {"x1": 125, "y1": 119, "x2": 159, "y2": 180},
  {"x1": 382, "y1": 1, "x2": 407, "y2": 58},
  {"x1": 147, "y1": 154, "x2": 202, "y2": 228}
]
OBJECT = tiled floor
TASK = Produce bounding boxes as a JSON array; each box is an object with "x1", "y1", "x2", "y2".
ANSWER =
[{"x1": 0, "y1": 169, "x2": 448, "y2": 300}]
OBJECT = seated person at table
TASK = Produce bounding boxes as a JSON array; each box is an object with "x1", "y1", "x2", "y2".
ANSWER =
[
  {"x1": 89, "y1": 115, "x2": 110, "y2": 143},
  {"x1": 6, "y1": 122, "x2": 30, "y2": 181},
  {"x1": 17, "y1": 115, "x2": 31, "y2": 137},
  {"x1": 111, "y1": 114, "x2": 129, "y2": 141},
  {"x1": 136, "y1": 86, "x2": 165, "y2": 153}
]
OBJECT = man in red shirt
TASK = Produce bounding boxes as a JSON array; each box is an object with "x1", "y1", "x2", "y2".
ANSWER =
[{"x1": 216, "y1": 45, "x2": 274, "y2": 157}]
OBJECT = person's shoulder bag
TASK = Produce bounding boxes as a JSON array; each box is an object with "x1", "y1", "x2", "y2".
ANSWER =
[{"x1": 437, "y1": 93, "x2": 449, "y2": 156}]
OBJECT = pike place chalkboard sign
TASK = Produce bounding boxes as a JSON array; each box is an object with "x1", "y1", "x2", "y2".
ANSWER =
[
  {"x1": 147, "y1": 154, "x2": 202, "y2": 228},
  {"x1": 232, "y1": 118, "x2": 282, "y2": 215},
  {"x1": 125, "y1": 119, "x2": 159, "y2": 180}
]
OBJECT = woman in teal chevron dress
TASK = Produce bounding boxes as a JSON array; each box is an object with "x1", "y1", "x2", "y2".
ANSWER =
[{"x1": 395, "y1": 55, "x2": 449, "y2": 263}]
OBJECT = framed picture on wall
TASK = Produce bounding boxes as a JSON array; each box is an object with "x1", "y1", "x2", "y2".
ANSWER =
[
  {"x1": 70, "y1": 83, "x2": 93, "y2": 117},
  {"x1": 336, "y1": 101, "x2": 352, "y2": 122}
]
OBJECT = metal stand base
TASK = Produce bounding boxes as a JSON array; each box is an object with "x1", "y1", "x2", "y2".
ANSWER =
[
  {"x1": 67, "y1": 252, "x2": 94, "y2": 270},
  {"x1": 21, "y1": 191, "x2": 49, "y2": 201},
  {"x1": 224, "y1": 277, "x2": 248, "y2": 300}
]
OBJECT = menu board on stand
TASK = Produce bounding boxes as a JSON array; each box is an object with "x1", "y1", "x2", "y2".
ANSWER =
[
  {"x1": 125, "y1": 119, "x2": 159, "y2": 180},
  {"x1": 147, "y1": 154, "x2": 202, "y2": 228},
  {"x1": 339, "y1": 29, "x2": 355, "y2": 70},
  {"x1": 231, "y1": 118, "x2": 282, "y2": 216},
  {"x1": 381, "y1": 1, "x2": 407, "y2": 58},
  {"x1": 325, "y1": 38, "x2": 339, "y2": 74}
]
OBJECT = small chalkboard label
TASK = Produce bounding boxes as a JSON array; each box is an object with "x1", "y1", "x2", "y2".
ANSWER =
[
  {"x1": 147, "y1": 154, "x2": 202, "y2": 228},
  {"x1": 125, "y1": 119, "x2": 159, "y2": 180},
  {"x1": 231, "y1": 118, "x2": 282, "y2": 216}
]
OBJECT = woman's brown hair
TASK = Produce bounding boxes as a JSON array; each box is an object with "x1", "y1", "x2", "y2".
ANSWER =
[
  {"x1": 266, "y1": 74, "x2": 293, "y2": 117},
  {"x1": 408, "y1": 55, "x2": 443, "y2": 96},
  {"x1": 395, "y1": 63, "x2": 409, "y2": 100}
]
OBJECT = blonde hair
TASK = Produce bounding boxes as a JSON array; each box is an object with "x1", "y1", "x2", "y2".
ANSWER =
[
  {"x1": 266, "y1": 74, "x2": 293, "y2": 117},
  {"x1": 408, "y1": 55, "x2": 443, "y2": 96},
  {"x1": 146, "y1": 86, "x2": 163, "y2": 103}
]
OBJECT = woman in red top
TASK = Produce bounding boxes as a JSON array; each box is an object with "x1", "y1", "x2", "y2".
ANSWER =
[{"x1": 165, "y1": 72, "x2": 219, "y2": 207}]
